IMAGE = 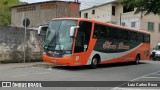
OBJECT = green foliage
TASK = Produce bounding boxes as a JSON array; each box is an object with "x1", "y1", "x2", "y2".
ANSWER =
[
  {"x1": 0, "y1": 0, "x2": 23, "y2": 26},
  {"x1": 119, "y1": 0, "x2": 160, "y2": 15}
]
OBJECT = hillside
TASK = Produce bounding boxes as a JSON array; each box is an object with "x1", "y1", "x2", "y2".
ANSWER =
[{"x1": 0, "y1": 0, "x2": 23, "y2": 25}]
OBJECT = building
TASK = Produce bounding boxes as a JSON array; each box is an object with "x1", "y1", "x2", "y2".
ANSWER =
[
  {"x1": 80, "y1": 1, "x2": 160, "y2": 49},
  {"x1": 11, "y1": 1, "x2": 80, "y2": 28}
]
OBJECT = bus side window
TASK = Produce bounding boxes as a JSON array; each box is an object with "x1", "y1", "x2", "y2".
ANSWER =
[
  {"x1": 93, "y1": 24, "x2": 106, "y2": 39},
  {"x1": 128, "y1": 31, "x2": 137, "y2": 41},
  {"x1": 137, "y1": 33, "x2": 143, "y2": 42},
  {"x1": 108, "y1": 27, "x2": 118, "y2": 40},
  {"x1": 118, "y1": 29, "x2": 128, "y2": 41}
]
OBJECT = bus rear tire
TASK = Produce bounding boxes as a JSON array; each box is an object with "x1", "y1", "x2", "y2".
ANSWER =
[
  {"x1": 89, "y1": 57, "x2": 99, "y2": 69},
  {"x1": 134, "y1": 55, "x2": 140, "y2": 64}
]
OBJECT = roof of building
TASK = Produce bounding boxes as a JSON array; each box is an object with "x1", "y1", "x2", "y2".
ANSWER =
[
  {"x1": 81, "y1": 0, "x2": 118, "y2": 11},
  {"x1": 12, "y1": 0, "x2": 80, "y2": 8}
]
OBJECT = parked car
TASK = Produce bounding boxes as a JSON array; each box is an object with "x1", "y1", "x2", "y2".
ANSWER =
[{"x1": 151, "y1": 43, "x2": 160, "y2": 60}]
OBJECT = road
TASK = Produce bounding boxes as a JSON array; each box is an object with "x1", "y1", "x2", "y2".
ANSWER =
[{"x1": 0, "y1": 60, "x2": 160, "y2": 90}]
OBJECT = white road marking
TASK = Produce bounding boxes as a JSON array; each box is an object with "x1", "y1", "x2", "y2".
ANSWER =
[
  {"x1": 153, "y1": 74, "x2": 160, "y2": 75},
  {"x1": 11, "y1": 66, "x2": 63, "y2": 78},
  {"x1": 141, "y1": 77, "x2": 160, "y2": 79},
  {"x1": 130, "y1": 71, "x2": 160, "y2": 81},
  {"x1": 12, "y1": 74, "x2": 27, "y2": 78},
  {"x1": 12, "y1": 72, "x2": 51, "y2": 78},
  {"x1": 111, "y1": 70, "x2": 160, "y2": 90}
]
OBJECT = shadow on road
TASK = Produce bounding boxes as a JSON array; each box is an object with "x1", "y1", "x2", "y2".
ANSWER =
[{"x1": 51, "y1": 62, "x2": 148, "y2": 71}]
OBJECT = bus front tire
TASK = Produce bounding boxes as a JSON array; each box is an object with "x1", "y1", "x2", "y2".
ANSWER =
[{"x1": 90, "y1": 57, "x2": 99, "y2": 69}]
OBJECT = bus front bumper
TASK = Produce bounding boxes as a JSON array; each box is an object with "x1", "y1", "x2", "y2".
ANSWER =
[{"x1": 43, "y1": 54, "x2": 75, "y2": 66}]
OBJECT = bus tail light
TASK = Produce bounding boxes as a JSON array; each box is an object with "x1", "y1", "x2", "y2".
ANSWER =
[{"x1": 43, "y1": 52, "x2": 47, "y2": 55}]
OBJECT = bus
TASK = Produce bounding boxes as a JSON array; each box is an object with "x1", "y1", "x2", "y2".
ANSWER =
[{"x1": 41, "y1": 18, "x2": 150, "y2": 68}]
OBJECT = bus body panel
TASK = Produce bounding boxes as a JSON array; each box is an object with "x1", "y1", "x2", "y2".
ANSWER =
[
  {"x1": 42, "y1": 18, "x2": 150, "y2": 67},
  {"x1": 43, "y1": 54, "x2": 74, "y2": 66},
  {"x1": 87, "y1": 43, "x2": 150, "y2": 65},
  {"x1": 43, "y1": 38, "x2": 97, "y2": 66}
]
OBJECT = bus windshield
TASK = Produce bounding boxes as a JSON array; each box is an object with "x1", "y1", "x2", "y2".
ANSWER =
[{"x1": 44, "y1": 20, "x2": 77, "y2": 51}]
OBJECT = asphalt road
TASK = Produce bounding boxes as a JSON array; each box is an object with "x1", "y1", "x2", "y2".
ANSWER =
[{"x1": 0, "y1": 60, "x2": 160, "y2": 90}]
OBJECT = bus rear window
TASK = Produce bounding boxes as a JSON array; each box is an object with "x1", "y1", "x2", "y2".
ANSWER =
[{"x1": 144, "y1": 34, "x2": 150, "y2": 43}]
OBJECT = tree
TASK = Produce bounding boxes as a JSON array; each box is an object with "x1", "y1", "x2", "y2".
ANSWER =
[
  {"x1": 0, "y1": 0, "x2": 23, "y2": 26},
  {"x1": 119, "y1": 0, "x2": 160, "y2": 15}
]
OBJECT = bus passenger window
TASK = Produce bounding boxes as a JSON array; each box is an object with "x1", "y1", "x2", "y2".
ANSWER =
[
  {"x1": 93, "y1": 24, "x2": 106, "y2": 38},
  {"x1": 137, "y1": 33, "x2": 143, "y2": 42},
  {"x1": 128, "y1": 31, "x2": 137, "y2": 41},
  {"x1": 108, "y1": 27, "x2": 118, "y2": 39},
  {"x1": 118, "y1": 29, "x2": 128, "y2": 40}
]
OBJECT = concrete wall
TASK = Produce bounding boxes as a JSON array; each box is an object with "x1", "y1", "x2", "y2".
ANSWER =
[
  {"x1": 0, "y1": 26, "x2": 44, "y2": 63},
  {"x1": 114, "y1": 4, "x2": 141, "y2": 29},
  {"x1": 141, "y1": 14, "x2": 160, "y2": 49},
  {"x1": 81, "y1": 3, "x2": 112, "y2": 22}
]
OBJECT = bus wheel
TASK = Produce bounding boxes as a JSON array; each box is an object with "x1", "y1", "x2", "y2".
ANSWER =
[
  {"x1": 90, "y1": 57, "x2": 99, "y2": 69},
  {"x1": 135, "y1": 55, "x2": 140, "y2": 64}
]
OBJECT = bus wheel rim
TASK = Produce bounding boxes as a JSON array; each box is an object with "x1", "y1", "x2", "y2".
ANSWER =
[
  {"x1": 93, "y1": 58, "x2": 98, "y2": 65},
  {"x1": 136, "y1": 57, "x2": 139, "y2": 63}
]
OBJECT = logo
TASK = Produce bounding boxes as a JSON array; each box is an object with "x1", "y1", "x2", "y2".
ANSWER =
[
  {"x1": 2, "y1": 82, "x2": 11, "y2": 87},
  {"x1": 1, "y1": 82, "x2": 43, "y2": 87}
]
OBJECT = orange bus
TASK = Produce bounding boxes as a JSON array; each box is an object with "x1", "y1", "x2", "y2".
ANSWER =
[{"x1": 42, "y1": 18, "x2": 150, "y2": 68}]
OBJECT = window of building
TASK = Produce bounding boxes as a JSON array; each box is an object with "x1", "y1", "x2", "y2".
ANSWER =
[
  {"x1": 112, "y1": 6, "x2": 115, "y2": 16},
  {"x1": 123, "y1": 6, "x2": 134, "y2": 13},
  {"x1": 92, "y1": 10, "x2": 95, "y2": 14},
  {"x1": 131, "y1": 22, "x2": 136, "y2": 27},
  {"x1": 122, "y1": 22, "x2": 125, "y2": 26},
  {"x1": 159, "y1": 24, "x2": 160, "y2": 32},
  {"x1": 84, "y1": 13, "x2": 88, "y2": 18},
  {"x1": 111, "y1": 22, "x2": 117, "y2": 24},
  {"x1": 148, "y1": 22, "x2": 154, "y2": 31}
]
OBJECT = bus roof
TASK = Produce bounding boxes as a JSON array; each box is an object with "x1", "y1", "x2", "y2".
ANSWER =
[{"x1": 51, "y1": 18, "x2": 150, "y2": 35}]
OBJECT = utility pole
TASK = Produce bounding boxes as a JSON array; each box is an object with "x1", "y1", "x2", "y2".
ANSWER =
[
  {"x1": 75, "y1": 0, "x2": 79, "y2": 2},
  {"x1": 120, "y1": 13, "x2": 122, "y2": 26},
  {"x1": 23, "y1": 18, "x2": 30, "y2": 63}
]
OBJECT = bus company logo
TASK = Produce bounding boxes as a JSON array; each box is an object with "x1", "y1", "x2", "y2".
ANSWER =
[
  {"x1": 103, "y1": 41, "x2": 116, "y2": 49},
  {"x1": 2, "y1": 82, "x2": 11, "y2": 87},
  {"x1": 103, "y1": 41, "x2": 130, "y2": 50}
]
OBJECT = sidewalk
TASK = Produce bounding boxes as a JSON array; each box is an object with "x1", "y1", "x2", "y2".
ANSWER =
[{"x1": 0, "y1": 62, "x2": 54, "y2": 69}]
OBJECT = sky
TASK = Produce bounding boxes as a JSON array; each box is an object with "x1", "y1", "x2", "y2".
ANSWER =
[{"x1": 20, "y1": 0, "x2": 114, "y2": 10}]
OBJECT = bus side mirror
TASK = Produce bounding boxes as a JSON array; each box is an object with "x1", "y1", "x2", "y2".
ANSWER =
[
  {"x1": 70, "y1": 26, "x2": 79, "y2": 37},
  {"x1": 38, "y1": 26, "x2": 48, "y2": 36}
]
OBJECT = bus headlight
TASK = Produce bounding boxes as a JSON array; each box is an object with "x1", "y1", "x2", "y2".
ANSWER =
[{"x1": 63, "y1": 54, "x2": 73, "y2": 57}]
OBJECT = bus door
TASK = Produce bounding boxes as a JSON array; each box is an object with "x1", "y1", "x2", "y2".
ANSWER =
[
  {"x1": 74, "y1": 32, "x2": 86, "y2": 53},
  {"x1": 73, "y1": 21, "x2": 92, "y2": 65}
]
